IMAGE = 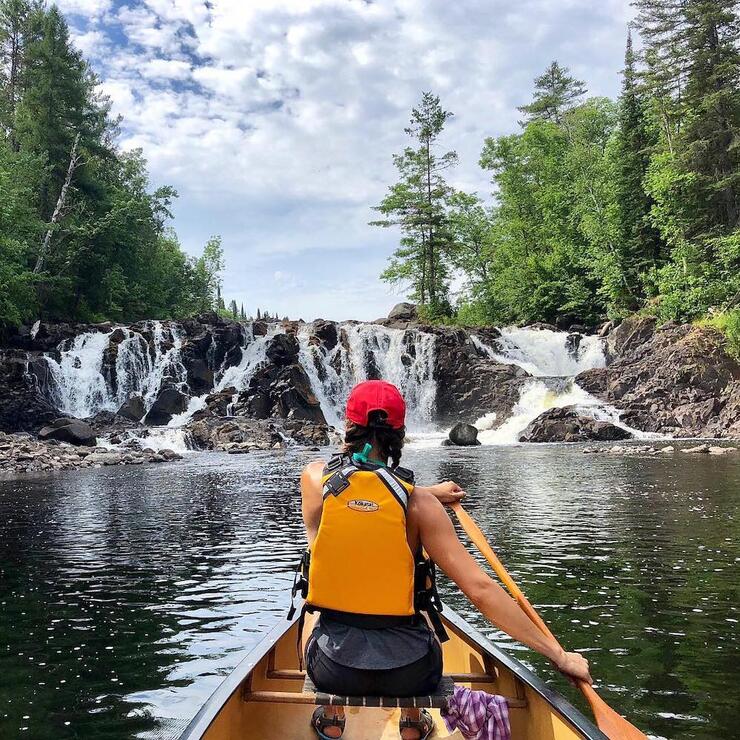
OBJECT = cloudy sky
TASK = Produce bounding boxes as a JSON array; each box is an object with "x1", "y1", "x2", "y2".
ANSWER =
[{"x1": 58, "y1": 0, "x2": 634, "y2": 321}]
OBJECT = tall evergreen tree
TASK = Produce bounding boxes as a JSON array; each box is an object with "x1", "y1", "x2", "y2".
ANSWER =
[
  {"x1": 518, "y1": 61, "x2": 587, "y2": 124},
  {"x1": 610, "y1": 30, "x2": 664, "y2": 309},
  {"x1": 0, "y1": 0, "x2": 36, "y2": 142},
  {"x1": 371, "y1": 91, "x2": 457, "y2": 317}
]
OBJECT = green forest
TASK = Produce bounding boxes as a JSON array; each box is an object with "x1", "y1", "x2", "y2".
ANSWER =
[
  {"x1": 374, "y1": 0, "x2": 739, "y2": 345},
  {"x1": 0, "y1": 0, "x2": 223, "y2": 332}
]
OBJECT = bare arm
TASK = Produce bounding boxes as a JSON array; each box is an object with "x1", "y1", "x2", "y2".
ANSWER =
[
  {"x1": 411, "y1": 491, "x2": 592, "y2": 683},
  {"x1": 300, "y1": 460, "x2": 325, "y2": 546}
]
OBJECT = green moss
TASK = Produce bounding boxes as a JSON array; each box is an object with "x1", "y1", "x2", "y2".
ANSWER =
[{"x1": 696, "y1": 309, "x2": 740, "y2": 360}]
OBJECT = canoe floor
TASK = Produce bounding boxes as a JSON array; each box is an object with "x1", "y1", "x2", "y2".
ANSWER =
[{"x1": 200, "y1": 618, "x2": 585, "y2": 740}]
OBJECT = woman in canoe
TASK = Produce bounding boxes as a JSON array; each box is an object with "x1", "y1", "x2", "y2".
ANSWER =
[{"x1": 299, "y1": 380, "x2": 592, "y2": 740}]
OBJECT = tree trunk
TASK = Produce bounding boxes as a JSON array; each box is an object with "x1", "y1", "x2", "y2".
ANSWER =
[{"x1": 34, "y1": 132, "x2": 81, "y2": 274}]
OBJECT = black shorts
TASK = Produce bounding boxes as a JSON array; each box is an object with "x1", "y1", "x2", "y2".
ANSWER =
[{"x1": 305, "y1": 635, "x2": 443, "y2": 697}]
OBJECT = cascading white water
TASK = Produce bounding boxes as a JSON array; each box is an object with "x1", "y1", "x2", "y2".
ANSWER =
[
  {"x1": 473, "y1": 327, "x2": 654, "y2": 444},
  {"x1": 42, "y1": 322, "x2": 188, "y2": 419},
  {"x1": 296, "y1": 323, "x2": 437, "y2": 430},
  {"x1": 42, "y1": 331, "x2": 114, "y2": 419},
  {"x1": 473, "y1": 327, "x2": 606, "y2": 376},
  {"x1": 166, "y1": 325, "x2": 278, "y2": 427}
]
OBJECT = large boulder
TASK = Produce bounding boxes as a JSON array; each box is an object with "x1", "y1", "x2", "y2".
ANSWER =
[
  {"x1": 388, "y1": 302, "x2": 418, "y2": 322},
  {"x1": 446, "y1": 422, "x2": 481, "y2": 446},
  {"x1": 605, "y1": 316, "x2": 657, "y2": 361},
  {"x1": 519, "y1": 406, "x2": 632, "y2": 443},
  {"x1": 117, "y1": 394, "x2": 146, "y2": 422},
  {"x1": 144, "y1": 387, "x2": 189, "y2": 426},
  {"x1": 38, "y1": 417, "x2": 97, "y2": 446}
]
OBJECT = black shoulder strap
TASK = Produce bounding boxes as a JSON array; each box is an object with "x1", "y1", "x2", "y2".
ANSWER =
[
  {"x1": 322, "y1": 462, "x2": 359, "y2": 499},
  {"x1": 323, "y1": 453, "x2": 345, "y2": 475},
  {"x1": 392, "y1": 465, "x2": 415, "y2": 485}
]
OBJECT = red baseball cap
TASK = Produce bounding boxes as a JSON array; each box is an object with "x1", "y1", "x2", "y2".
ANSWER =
[{"x1": 346, "y1": 380, "x2": 406, "y2": 429}]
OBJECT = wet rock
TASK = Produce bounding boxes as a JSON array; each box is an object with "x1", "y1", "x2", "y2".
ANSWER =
[
  {"x1": 527, "y1": 322, "x2": 558, "y2": 332},
  {"x1": 578, "y1": 320, "x2": 740, "y2": 438},
  {"x1": 266, "y1": 333, "x2": 299, "y2": 366},
  {"x1": 683, "y1": 444, "x2": 710, "y2": 454},
  {"x1": 0, "y1": 351, "x2": 58, "y2": 433},
  {"x1": 38, "y1": 418, "x2": 96, "y2": 447},
  {"x1": 432, "y1": 326, "x2": 525, "y2": 427},
  {"x1": 519, "y1": 406, "x2": 633, "y2": 443},
  {"x1": 233, "y1": 362, "x2": 326, "y2": 425},
  {"x1": 311, "y1": 320, "x2": 338, "y2": 350},
  {"x1": 388, "y1": 302, "x2": 418, "y2": 322},
  {"x1": 447, "y1": 422, "x2": 481, "y2": 446},
  {"x1": 605, "y1": 316, "x2": 657, "y2": 361},
  {"x1": 117, "y1": 395, "x2": 146, "y2": 422},
  {"x1": 144, "y1": 387, "x2": 189, "y2": 426}
]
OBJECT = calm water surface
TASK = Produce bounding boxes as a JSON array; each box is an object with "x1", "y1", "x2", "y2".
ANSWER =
[{"x1": 1, "y1": 445, "x2": 738, "y2": 739}]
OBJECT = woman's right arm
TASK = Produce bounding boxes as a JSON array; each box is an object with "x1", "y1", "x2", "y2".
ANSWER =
[{"x1": 410, "y1": 491, "x2": 592, "y2": 684}]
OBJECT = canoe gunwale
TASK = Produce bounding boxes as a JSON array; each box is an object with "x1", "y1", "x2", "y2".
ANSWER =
[{"x1": 178, "y1": 603, "x2": 608, "y2": 740}]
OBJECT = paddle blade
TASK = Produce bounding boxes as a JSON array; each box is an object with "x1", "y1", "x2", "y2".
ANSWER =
[{"x1": 581, "y1": 685, "x2": 647, "y2": 739}]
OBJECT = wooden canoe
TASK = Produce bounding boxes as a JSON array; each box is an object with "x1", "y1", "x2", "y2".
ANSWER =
[{"x1": 180, "y1": 605, "x2": 608, "y2": 740}]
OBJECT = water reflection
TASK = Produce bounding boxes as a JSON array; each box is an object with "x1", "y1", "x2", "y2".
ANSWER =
[{"x1": 0, "y1": 446, "x2": 737, "y2": 740}]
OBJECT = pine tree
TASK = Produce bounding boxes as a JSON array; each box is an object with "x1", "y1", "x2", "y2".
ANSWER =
[
  {"x1": 256, "y1": 308, "x2": 261, "y2": 320},
  {"x1": 239, "y1": 303, "x2": 245, "y2": 320},
  {"x1": 371, "y1": 91, "x2": 457, "y2": 317},
  {"x1": 518, "y1": 61, "x2": 587, "y2": 124},
  {"x1": 612, "y1": 30, "x2": 664, "y2": 307},
  {"x1": 634, "y1": 0, "x2": 740, "y2": 236},
  {"x1": 0, "y1": 0, "x2": 36, "y2": 143}
]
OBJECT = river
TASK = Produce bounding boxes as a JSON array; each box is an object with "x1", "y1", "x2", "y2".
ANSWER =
[{"x1": 1, "y1": 444, "x2": 738, "y2": 740}]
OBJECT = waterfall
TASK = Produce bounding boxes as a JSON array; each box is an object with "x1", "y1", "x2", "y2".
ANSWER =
[
  {"x1": 473, "y1": 327, "x2": 605, "y2": 376},
  {"x1": 41, "y1": 331, "x2": 113, "y2": 419},
  {"x1": 166, "y1": 325, "x2": 278, "y2": 427},
  {"x1": 42, "y1": 322, "x2": 187, "y2": 419},
  {"x1": 297, "y1": 323, "x2": 437, "y2": 430},
  {"x1": 473, "y1": 327, "x2": 654, "y2": 444}
]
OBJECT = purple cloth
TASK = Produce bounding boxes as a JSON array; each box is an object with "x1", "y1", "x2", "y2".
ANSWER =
[{"x1": 441, "y1": 685, "x2": 511, "y2": 740}]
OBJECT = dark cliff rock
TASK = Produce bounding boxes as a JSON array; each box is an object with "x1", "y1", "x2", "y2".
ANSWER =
[
  {"x1": 519, "y1": 406, "x2": 632, "y2": 443},
  {"x1": 232, "y1": 362, "x2": 326, "y2": 425},
  {"x1": 0, "y1": 351, "x2": 57, "y2": 433},
  {"x1": 432, "y1": 325, "x2": 528, "y2": 426},
  {"x1": 577, "y1": 317, "x2": 740, "y2": 438}
]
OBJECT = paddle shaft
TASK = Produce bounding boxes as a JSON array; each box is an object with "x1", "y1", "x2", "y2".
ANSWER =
[{"x1": 450, "y1": 503, "x2": 647, "y2": 740}]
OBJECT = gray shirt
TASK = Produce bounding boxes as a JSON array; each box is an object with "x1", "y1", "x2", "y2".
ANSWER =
[{"x1": 314, "y1": 615, "x2": 435, "y2": 670}]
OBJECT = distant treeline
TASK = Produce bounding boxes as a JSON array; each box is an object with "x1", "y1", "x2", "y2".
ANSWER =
[
  {"x1": 0, "y1": 1, "x2": 223, "y2": 331},
  {"x1": 374, "y1": 0, "x2": 739, "y2": 345}
]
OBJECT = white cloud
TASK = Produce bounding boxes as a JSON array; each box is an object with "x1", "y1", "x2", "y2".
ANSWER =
[
  {"x1": 55, "y1": 0, "x2": 112, "y2": 18},
  {"x1": 69, "y1": 0, "x2": 635, "y2": 319}
]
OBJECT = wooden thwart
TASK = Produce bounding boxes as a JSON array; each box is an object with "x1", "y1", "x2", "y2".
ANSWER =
[{"x1": 266, "y1": 668, "x2": 497, "y2": 684}]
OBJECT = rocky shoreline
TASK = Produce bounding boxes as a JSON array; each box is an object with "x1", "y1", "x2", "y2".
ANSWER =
[{"x1": 0, "y1": 306, "x2": 738, "y2": 476}]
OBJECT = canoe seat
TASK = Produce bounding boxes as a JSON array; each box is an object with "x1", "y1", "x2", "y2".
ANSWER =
[{"x1": 302, "y1": 674, "x2": 455, "y2": 709}]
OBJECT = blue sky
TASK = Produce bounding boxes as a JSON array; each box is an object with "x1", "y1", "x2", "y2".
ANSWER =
[{"x1": 59, "y1": 0, "x2": 635, "y2": 321}]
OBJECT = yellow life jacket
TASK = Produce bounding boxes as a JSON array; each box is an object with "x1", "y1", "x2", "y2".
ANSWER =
[{"x1": 306, "y1": 457, "x2": 417, "y2": 620}]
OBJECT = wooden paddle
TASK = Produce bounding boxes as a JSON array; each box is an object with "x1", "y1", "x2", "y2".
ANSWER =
[{"x1": 450, "y1": 503, "x2": 646, "y2": 740}]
